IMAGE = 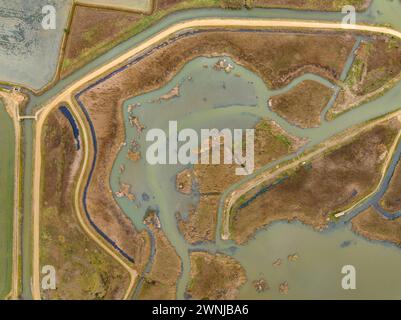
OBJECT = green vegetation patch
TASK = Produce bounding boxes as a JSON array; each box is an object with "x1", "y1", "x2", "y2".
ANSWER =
[{"x1": 0, "y1": 101, "x2": 15, "y2": 299}]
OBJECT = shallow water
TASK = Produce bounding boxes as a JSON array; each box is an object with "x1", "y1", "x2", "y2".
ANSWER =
[
  {"x1": 235, "y1": 221, "x2": 401, "y2": 299},
  {"x1": 0, "y1": 0, "x2": 71, "y2": 90}
]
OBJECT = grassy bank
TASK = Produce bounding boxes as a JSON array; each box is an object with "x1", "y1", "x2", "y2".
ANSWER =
[{"x1": 0, "y1": 100, "x2": 15, "y2": 299}]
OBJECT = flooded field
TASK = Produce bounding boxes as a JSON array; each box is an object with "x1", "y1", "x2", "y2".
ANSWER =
[
  {"x1": 0, "y1": 100, "x2": 14, "y2": 298},
  {"x1": 0, "y1": 0, "x2": 71, "y2": 90}
]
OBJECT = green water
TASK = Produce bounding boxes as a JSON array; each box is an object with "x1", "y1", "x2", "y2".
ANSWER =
[
  {"x1": 0, "y1": 101, "x2": 14, "y2": 299},
  {"x1": 235, "y1": 222, "x2": 401, "y2": 300}
]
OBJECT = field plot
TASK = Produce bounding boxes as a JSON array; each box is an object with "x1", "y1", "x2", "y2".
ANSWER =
[
  {"x1": 0, "y1": 101, "x2": 14, "y2": 299},
  {"x1": 77, "y1": 0, "x2": 152, "y2": 12}
]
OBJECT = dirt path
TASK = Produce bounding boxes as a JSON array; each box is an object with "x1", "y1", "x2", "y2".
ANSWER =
[{"x1": 30, "y1": 19, "x2": 401, "y2": 299}]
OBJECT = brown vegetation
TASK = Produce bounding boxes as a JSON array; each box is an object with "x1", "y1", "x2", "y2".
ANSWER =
[
  {"x1": 177, "y1": 195, "x2": 221, "y2": 244},
  {"x1": 176, "y1": 168, "x2": 193, "y2": 194},
  {"x1": 40, "y1": 110, "x2": 130, "y2": 300},
  {"x1": 61, "y1": 0, "x2": 372, "y2": 76},
  {"x1": 269, "y1": 80, "x2": 333, "y2": 128},
  {"x1": 176, "y1": 118, "x2": 304, "y2": 244},
  {"x1": 230, "y1": 120, "x2": 400, "y2": 244},
  {"x1": 329, "y1": 36, "x2": 401, "y2": 118},
  {"x1": 253, "y1": 0, "x2": 372, "y2": 11},
  {"x1": 187, "y1": 251, "x2": 246, "y2": 299},
  {"x1": 78, "y1": 29, "x2": 354, "y2": 256},
  {"x1": 352, "y1": 207, "x2": 401, "y2": 246},
  {"x1": 62, "y1": 5, "x2": 141, "y2": 77},
  {"x1": 138, "y1": 212, "x2": 182, "y2": 299},
  {"x1": 64, "y1": 13, "x2": 356, "y2": 86},
  {"x1": 380, "y1": 160, "x2": 401, "y2": 213}
]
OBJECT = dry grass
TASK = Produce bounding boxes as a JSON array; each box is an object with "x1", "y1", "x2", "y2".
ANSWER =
[
  {"x1": 177, "y1": 195, "x2": 221, "y2": 244},
  {"x1": 187, "y1": 251, "x2": 246, "y2": 299},
  {"x1": 380, "y1": 160, "x2": 401, "y2": 213},
  {"x1": 270, "y1": 80, "x2": 334, "y2": 128},
  {"x1": 254, "y1": 0, "x2": 371, "y2": 11},
  {"x1": 352, "y1": 207, "x2": 401, "y2": 246},
  {"x1": 176, "y1": 118, "x2": 304, "y2": 244},
  {"x1": 330, "y1": 36, "x2": 401, "y2": 118},
  {"x1": 80, "y1": 30, "x2": 349, "y2": 249},
  {"x1": 62, "y1": 6, "x2": 141, "y2": 77},
  {"x1": 230, "y1": 120, "x2": 400, "y2": 244},
  {"x1": 40, "y1": 110, "x2": 130, "y2": 300},
  {"x1": 138, "y1": 212, "x2": 182, "y2": 299}
]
